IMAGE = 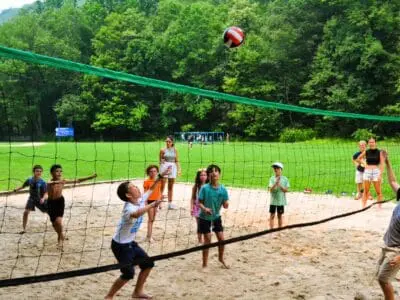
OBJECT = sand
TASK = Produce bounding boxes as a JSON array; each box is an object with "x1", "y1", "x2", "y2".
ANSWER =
[{"x1": 0, "y1": 182, "x2": 397, "y2": 300}]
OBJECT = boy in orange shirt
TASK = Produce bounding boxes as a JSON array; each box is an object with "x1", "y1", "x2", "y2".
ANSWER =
[{"x1": 143, "y1": 165, "x2": 163, "y2": 242}]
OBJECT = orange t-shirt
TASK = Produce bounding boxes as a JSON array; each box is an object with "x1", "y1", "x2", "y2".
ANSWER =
[{"x1": 143, "y1": 178, "x2": 161, "y2": 201}]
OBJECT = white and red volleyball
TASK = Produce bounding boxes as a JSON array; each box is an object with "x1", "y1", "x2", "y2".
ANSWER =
[{"x1": 223, "y1": 26, "x2": 245, "y2": 48}]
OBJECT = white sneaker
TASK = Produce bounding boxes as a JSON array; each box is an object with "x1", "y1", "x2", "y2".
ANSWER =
[{"x1": 168, "y1": 203, "x2": 178, "y2": 210}]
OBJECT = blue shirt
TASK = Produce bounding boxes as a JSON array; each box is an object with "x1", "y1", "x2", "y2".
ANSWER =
[
  {"x1": 198, "y1": 183, "x2": 229, "y2": 221},
  {"x1": 23, "y1": 177, "x2": 47, "y2": 200},
  {"x1": 384, "y1": 189, "x2": 400, "y2": 247}
]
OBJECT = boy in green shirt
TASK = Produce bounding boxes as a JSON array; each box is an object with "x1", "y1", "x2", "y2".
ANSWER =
[
  {"x1": 198, "y1": 164, "x2": 229, "y2": 268},
  {"x1": 268, "y1": 162, "x2": 290, "y2": 229}
]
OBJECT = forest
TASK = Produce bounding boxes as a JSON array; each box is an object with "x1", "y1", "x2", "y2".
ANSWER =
[{"x1": 0, "y1": 0, "x2": 399, "y2": 140}]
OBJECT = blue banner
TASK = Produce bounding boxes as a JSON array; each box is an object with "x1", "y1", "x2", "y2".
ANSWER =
[{"x1": 55, "y1": 127, "x2": 74, "y2": 137}]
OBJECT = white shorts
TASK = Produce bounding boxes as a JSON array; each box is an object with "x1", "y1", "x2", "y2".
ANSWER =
[
  {"x1": 377, "y1": 247, "x2": 400, "y2": 283},
  {"x1": 363, "y1": 168, "x2": 380, "y2": 182},
  {"x1": 355, "y1": 170, "x2": 364, "y2": 184},
  {"x1": 160, "y1": 162, "x2": 177, "y2": 179}
]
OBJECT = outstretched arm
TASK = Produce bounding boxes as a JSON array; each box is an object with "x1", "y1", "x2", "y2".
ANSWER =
[
  {"x1": 382, "y1": 150, "x2": 400, "y2": 193},
  {"x1": 12, "y1": 179, "x2": 30, "y2": 193},
  {"x1": 13, "y1": 185, "x2": 25, "y2": 193},
  {"x1": 63, "y1": 173, "x2": 97, "y2": 184}
]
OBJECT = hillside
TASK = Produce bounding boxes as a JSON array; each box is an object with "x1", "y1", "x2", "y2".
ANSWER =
[
  {"x1": 0, "y1": 1, "x2": 86, "y2": 24},
  {"x1": 0, "y1": 7, "x2": 20, "y2": 24}
]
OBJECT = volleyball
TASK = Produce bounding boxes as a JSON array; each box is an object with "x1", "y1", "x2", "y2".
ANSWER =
[{"x1": 223, "y1": 26, "x2": 245, "y2": 48}]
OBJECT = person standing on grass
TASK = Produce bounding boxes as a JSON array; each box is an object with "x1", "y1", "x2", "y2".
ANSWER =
[
  {"x1": 159, "y1": 135, "x2": 181, "y2": 210},
  {"x1": 198, "y1": 164, "x2": 229, "y2": 268},
  {"x1": 12, "y1": 165, "x2": 47, "y2": 234},
  {"x1": 357, "y1": 137, "x2": 384, "y2": 208},
  {"x1": 268, "y1": 162, "x2": 290, "y2": 229},
  {"x1": 352, "y1": 140, "x2": 367, "y2": 200},
  {"x1": 376, "y1": 150, "x2": 400, "y2": 300}
]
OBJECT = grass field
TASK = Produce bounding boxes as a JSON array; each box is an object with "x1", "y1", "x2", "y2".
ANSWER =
[{"x1": 0, "y1": 140, "x2": 398, "y2": 199}]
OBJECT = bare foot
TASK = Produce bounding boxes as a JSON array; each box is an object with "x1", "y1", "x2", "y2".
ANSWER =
[
  {"x1": 57, "y1": 241, "x2": 64, "y2": 250},
  {"x1": 132, "y1": 293, "x2": 152, "y2": 299},
  {"x1": 57, "y1": 236, "x2": 64, "y2": 250},
  {"x1": 219, "y1": 258, "x2": 230, "y2": 269},
  {"x1": 145, "y1": 237, "x2": 155, "y2": 243}
]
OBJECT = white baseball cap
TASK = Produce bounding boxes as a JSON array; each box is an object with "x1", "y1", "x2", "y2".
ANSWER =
[{"x1": 271, "y1": 162, "x2": 284, "y2": 169}]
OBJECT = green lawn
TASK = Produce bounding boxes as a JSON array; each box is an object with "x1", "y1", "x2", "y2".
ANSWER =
[{"x1": 0, "y1": 140, "x2": 398, "y2": 199}]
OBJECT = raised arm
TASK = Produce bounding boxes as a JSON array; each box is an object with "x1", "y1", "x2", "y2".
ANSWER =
[
  {"x1": 78, "y1": 173, "x2": 97, "y2": 183},
  {"x1": 383, "y1": 150, "x2": 400, "y2": 193},
  {"x1": 130, "y1": 201, "x2": 160, "y2": 218}
]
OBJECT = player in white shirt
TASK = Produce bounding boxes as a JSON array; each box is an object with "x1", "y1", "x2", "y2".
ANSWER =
[{"x1": 105, "y1": 170, "x2": 167, "y2": 300}]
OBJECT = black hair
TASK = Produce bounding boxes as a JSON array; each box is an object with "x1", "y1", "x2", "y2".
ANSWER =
[
  {"x1": 166, "y1": 135, "x2": 174, "y2": 146},
  {"x1": 117, "y1": 181, "x2": 130, "y2": 202},
  {"x1": 32, "y1": 165, "x2": 43, "y2": 172},
  {"x1": 206, "y1": 164, "x2": 221, "y2": 174},
  {"x1": 146, "y1": 164, "x2": 159, "y2": 175},
  {"x1": 50, "y1": 164, "x2": 62, "y2": 174}
]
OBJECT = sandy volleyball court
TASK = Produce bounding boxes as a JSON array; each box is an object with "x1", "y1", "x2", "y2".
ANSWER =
[{"x1": 0, "y1": 182, "x2": 397, "y2": 299}]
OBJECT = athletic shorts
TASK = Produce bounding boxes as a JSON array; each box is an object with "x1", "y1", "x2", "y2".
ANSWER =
[
  {"x1": 199, "y1": 217, "x2": 223, "y2": 234},
  {"x1": 269, "y1": 205, "x2": 284, "y2": 215},
  {"x1": 363, "y1": 168, "x2": 380, "y2": 182},
  {"x1": 160, "y1": 162, "x2": 177, "y2": 179},
  {"x1": 47, "y1": 196, "x2": 65, "y2": 223},
  {"x1": 25, "y1": 197, "x2": 47, "y2": 213},
  {"x1": 111, "y1": 239, "x2": 154, "y2": 280},
  {"x1": 355, "y1": 170, "x2": 364, "y2": 184},
  {"x1": 377, "y1": 247, "x2": 400, "y2": 283}
]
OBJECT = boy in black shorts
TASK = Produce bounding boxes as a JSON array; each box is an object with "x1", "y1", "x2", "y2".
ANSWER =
[
  {"x1": 198, "y1": 164, "x2": 229, "y2": 268},
  {"x1": 13, "y1": 165, "x2": 47, "y2": 233},
  {"x1": 105, "y1": 169, "x2": 169, "y2": 300},
  {"x1": 268, "y1": 162, "x2": 290, "y2": 229},
  {"x1": 47, "y1": 164, "x2": 96, "y2": 248}
]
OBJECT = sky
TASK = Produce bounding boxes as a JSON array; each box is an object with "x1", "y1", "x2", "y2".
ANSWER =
[{"x1": 0, "y1": 0, "x2": 38, "y2": 13}]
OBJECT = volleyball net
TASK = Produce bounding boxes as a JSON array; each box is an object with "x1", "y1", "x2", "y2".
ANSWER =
[{"x1": 0, "y1": 45, "x2": 399, "y2": 287}]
